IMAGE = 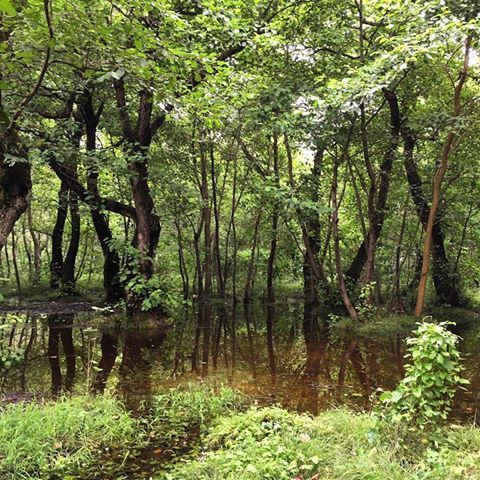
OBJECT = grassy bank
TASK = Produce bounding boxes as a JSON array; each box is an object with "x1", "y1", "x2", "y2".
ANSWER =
[
  {"x1": 1, "y1": 386, "x2": 479, "y2": 479},
  {"x1": 160, "y1": 406, "x2": 480, "y2": 480},
  {"x1": 0, "y1": 396, "x2": 137, "y2": 480}
]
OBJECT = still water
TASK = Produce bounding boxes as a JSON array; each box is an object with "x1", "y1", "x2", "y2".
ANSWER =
[{"x1": 1, "y1": 302, "x2": 479, "y2": 418}]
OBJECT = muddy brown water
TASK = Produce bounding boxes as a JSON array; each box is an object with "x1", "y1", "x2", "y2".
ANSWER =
[{"x1": 1, "y1": 301, "x2": 479, "y2": 419}]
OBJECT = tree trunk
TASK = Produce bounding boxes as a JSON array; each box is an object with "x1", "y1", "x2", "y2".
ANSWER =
[
  {"x1": 415, "y1": 37, "x2": 471, "y2": 316},
  {"x1": 200, "y1": 138, "x2": 212, "y2": 298},
  {"x1": 345, "y1": 89, "x2": 401, "y2": 287},
  {"x1": 266, "y1": 133, "x2": 280, "y2": 303},
  {"x1": 80, "y1": 91, "x2": 124, "y2": 303},
  {"x1": 0, "y1": 108, "x2": 30, "y2": 251},
  {"x1": 210, "y1": 142, "x2": 225, "y2": 296},
  {"x1": 27, "y1": 205, "x2": 41, "y2": 285},
  {"x1": 402, "y1": 115, "x2": 462, "y2": 307},
  {"x1": 331, "y1": 134, "x2": 357, "y2": 319},
  {"x1": 296, "y1": 142, "x2": 327, "y2": 305},
  {"x1": 62, "y1": 188, "x2": 80, "y2": 293},
  {"x1": 244, "y1": 212, "x2": 261, "y2": 303},
  {"x1": 50, "y1": 181, "x2": 68, "y2": 289}
]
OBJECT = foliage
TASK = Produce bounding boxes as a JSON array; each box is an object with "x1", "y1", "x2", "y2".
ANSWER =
[
  {"x1": 0, "y1": 344, "x2": 23, "y2": 372},
  {"x1": 1, "y1": 0, "x2": 479, "y2": 314},
  {"x1": 0, "y1": 396, "x2": 137, "y2": 480},
  {"x1": 1, "y1": 386, "x2": 480, "y2": 479},
  {"x1": 160, "y1": 406, "x2": 480, "y2": 480},
  {"x1": 380, "y1": 320, "x2": 468, "y2": 430},
  {"x1": 148, "y1": 384, "x2": 246, "y2": 456}
]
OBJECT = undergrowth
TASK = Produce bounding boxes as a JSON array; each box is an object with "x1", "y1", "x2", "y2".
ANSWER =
[
  {"x1": 0, "y1": 396, "x2": 137, "y2": 480},
  {"x1": 159, "y1": 407, "x2": 480, "y2": 480}
]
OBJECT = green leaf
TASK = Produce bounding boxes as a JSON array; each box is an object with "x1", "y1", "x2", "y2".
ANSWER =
[{"x1": 0, "y1": 0, "x2": 16, "y2": 15}]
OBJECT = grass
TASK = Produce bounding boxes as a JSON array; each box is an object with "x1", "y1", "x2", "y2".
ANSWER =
[
  {"x1": 0, "y1": 396, "x2": 137, "y2": 480},
  {"x1": 1, "y1": 386, "x2": 479, "y2": 480},
  {"x1": 146, "y1": 383, "x2": 247, "y2": 457},
  {"x1": 0, "y1": 385, "x2": 245, "y2": 480},
  {"x1": 159, "y1": 406, "x2": 480, "y2": 480}
]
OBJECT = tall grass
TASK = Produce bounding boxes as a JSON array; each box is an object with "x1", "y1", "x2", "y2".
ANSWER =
[{"x1": 0, "y1": 396, "x2": 137, "y2": 479}]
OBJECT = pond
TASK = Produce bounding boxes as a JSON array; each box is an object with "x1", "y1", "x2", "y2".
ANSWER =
[{"x1": 1, "y1": 301, "x2": 479, "y2": 419}]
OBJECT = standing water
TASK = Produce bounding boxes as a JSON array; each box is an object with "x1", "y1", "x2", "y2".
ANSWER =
[{"x1": 1, "y1": 301, "x2": 478, "y2": 418}]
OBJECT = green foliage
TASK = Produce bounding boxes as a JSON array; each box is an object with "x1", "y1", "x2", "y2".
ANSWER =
[
  {"x1": 380, "y1": 320, "x2": 468, "y2": 430},
  {"x1": 357, "y1": 282, "x2": 378, "y2": 321},
  {"x1": 0, "y1": 0, "x2": 16, "y2": 16},
  {"x1": 160, "y1": 405, "x2": 480, "y2": 480},
  {"x1": 0, "y1": 396, "x2": 137, "y2": 480},
  {"x1": 0, "y1": 344, "x2": 23, "y2": 371},
  {"x1": 1, "y1": 387, "x2": 480, "y2": 479},
  {"x1": 148, "y1": 384, "x2": 245, "y2": 456},
  {"x1": 140, "y1": 276, "x2": 180, "y2": 313}
]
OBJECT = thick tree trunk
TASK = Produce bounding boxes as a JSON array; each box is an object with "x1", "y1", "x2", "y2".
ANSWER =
[
  {"x1": 298, "y1": 145, "x2": 327, "y2": 305},
  {"x1": 0, "y1": 18, "x2": 31, "y2": 249},
  {"x1": 0, "y1": 117, "x2": 30, "y2": 250},
  {"x1": 114, "y1": 83, "x2": 162, "y2": 310},
  {"x1": 130, "y1": 155, "x2": 160, "y2": 281}
]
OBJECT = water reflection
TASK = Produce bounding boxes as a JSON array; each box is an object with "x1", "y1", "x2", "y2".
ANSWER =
[
  {"x1": 47, "y1": 314, "x2": 76, "y2": 395},
  {"x1": 0, "y1": 304, "x2": 479, "y2": 419},
  {"x1": 297, "y1": 303, "x2": 328, "y2": 414}
]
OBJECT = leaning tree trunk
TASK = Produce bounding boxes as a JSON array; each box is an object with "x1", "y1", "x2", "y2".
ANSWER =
[
  {"x1": 415, "y1": 37, "x2": 471, "y2": 316},
  {"x1": 81, "y1": 90, "x2": 124, "y2": 303},
  {"x1": 345, "y1": 89, "x2": 401, "y2": 287},
  {"x1": 402, "y1": 121, "x2": 462, "y2": 307}
]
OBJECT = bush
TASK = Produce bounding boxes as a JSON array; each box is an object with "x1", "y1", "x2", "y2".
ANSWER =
[
  {"x1": 380, "y1": 320, "x2": 468, "y2": 430},
  {"x1": 158, "y1": 405, "x2": 480, "y2": 480}
]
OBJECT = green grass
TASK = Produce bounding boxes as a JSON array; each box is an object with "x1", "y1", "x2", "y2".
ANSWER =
[
  {"x1": 148, "y1": 384, "x2": 247, "y2": 456},
  {"x1": 2, "y1": 386, "x2": 479, "y2": 480},
  {"x1": 0, "y1": 396, "x2": 137, "y2": 480},
  {"x1": 159, "y1": 406, "x2": 480, "y2": 480}
]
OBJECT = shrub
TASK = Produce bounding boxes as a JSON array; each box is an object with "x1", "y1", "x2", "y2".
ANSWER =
[{"x1": 380, "y1": 320, "x2": 468, "y2": 430}]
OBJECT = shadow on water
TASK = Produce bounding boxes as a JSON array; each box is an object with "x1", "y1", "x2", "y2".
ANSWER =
[{"x1": 0, "y1": 302, "x2": 479, "y2": 418}]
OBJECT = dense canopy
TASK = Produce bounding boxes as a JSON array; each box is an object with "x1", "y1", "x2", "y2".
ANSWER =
[{"x1": 0, "y1": 0, "x2": 479, "y2": 317}]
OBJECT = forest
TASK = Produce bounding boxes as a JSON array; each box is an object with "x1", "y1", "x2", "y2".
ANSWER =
[{"x1": 1, "y1": 0, "x2": 480, "y2": 479}]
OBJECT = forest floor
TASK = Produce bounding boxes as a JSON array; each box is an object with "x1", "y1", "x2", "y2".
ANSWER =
[{"x1": 1, "y1": 385, "x2": 479, "y2": 480}]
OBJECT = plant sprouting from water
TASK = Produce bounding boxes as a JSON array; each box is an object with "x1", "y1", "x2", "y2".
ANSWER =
[{"x1": 380, "y1": 319, "x2": 468, "y2": 430}]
